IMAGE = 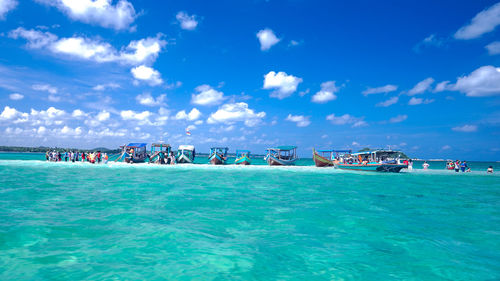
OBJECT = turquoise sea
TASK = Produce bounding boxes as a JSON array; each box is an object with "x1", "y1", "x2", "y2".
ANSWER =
[{"x1": 0, "y1": 153, "x2": 499, "y2": 280}]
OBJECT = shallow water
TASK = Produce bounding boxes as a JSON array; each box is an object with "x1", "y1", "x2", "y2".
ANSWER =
[{"x1": 0, "y1": 154, "x2": 499, "y2": 280}]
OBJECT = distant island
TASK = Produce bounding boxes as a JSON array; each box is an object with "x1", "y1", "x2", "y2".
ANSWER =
[{"x1": 0, "y1": 146, "x2": 121, "y2": 154}]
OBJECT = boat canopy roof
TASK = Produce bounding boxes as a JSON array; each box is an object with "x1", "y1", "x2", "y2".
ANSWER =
[
  {"x1": 334, "y1": 149, "x2": 352, "y2": 153},
  {"x1": 178, "y1": 145, "x2": 195, "y2": 150},
  {"x1": 126, "y1": 143, "x2": 147, "y2": 148},
  {"x1": 351, "y1": 149, "x2": 401, "y2": 156},
  {"x1": 210, "y1": 147, "x2": 228, "y2": 150},
  {"x1": 151, "y1": 143, "x2": 170, "y2": 148},
  {"x1": 268, "y1": 146, "x2": 297, "y2": 151}
]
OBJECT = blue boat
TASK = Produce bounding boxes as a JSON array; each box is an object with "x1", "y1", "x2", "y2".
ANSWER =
[
  {"x1": 209, "y1": 147, "x2": 228, "y2": 165},
  {"x1": 335, "y1": 149, "x2": 408, "y2": 172},
  {"x1": 264, "y1": 146, "x2": 298, "y2": 166},
  {"x1": 235, "y1": 150, "x2": 251, "y2": 165},
  {"x1": 117, "y1": 143, "x2": 148, "y2": 163}
]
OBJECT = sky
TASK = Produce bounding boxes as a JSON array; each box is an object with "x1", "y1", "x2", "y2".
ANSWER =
[{"x1": 0, "y1": 0, "x2": 499, "y2": 160}]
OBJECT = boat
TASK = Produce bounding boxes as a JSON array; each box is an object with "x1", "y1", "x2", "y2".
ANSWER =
[
  {"x1": 176, "y1": 145, "x2": 196, "y2": 164},
  {"x1": 235, "y1": 150, "x2": 251, "y2": 165},
  {"x1": 209, "y1": 147, "x2": 228, "y2": 165},
  {"x1": 312, "y1": 149, "x2": 352, "y2": 167},
  {"x1": 149, "y1": 143, "x2": 171, "y2": 164},
  {"x1": 264, "y1": 146, "x2": 298, "y2": 166},
  {"x1": 117, "y1": 143, "x2": 148, "y2": 163},
  {"x1": 335, "y1": 149, "x2": 408, "y2": 172}
]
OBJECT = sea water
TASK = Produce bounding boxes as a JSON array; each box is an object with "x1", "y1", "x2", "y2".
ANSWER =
[{"x1": 0, "y1": 153, "x2": 499, "y2": 280}]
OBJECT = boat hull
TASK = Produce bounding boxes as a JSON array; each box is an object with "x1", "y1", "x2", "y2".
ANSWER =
[
  {"x1": 235, "y1": 155, "x2": 251, "y2": 165},
  {"x1": 209, "y1": 153, "x2": 225, "y2": 165},
  {"x1": 336, "y1": 163, "x2": 407, "y2": 173},
  {"x1": 265, "y1": 155, "x2": 296, "y2": 166},
  {"x1": 313, "y1": 151, "x2": 333, "y2": 167},
  {"x1": 125, "y1": 156, "x2": 146, "y2": 164},
  {"x1": 176, "y1": 153, "x2": 194, "y2": 164}
]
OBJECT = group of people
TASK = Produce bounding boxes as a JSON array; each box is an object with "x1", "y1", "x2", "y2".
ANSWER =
[
  {"x1": 45, "y1": 150, "x2": 109, "y2": 164},
  {"x1": 446, "y1": 160, "x2": 471, "y2": 173},
  {"x1": 155, "y1": 151, "x2": 176, "y2": 165}
]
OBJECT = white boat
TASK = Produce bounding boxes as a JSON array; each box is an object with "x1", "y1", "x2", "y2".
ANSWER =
[{"x1": 176, "y1": 145, "x2": 195, "y2": 163}]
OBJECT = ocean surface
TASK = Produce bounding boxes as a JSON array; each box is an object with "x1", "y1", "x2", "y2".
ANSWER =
[{"x1": 0, "y1": 153, "x2": 499, "y2": 280}]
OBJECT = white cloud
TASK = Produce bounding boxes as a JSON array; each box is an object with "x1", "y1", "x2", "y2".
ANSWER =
[
  {"x1": 35, "y1": 0, "x2": 137, "y2": 31},
  {"x1": 434, "y1": 81, "x2": 451, "y2": 92},
  {"x1": 453, "y1": 65, "x2": 500, "y2": 97},
  {"x1": 256, "y1": 28, "x2": 280, "y2": 51},
  {"x1": 136, "y1": 92, "x2": 165, "y2": 106},
  {"x1": 376, "y1": 96, "x2": 398, "y2": 107},
  {"x1": 93, "y1": 82, "x2": 120, "y2": 91},
  {"x1": 176, "y1": 11, "x2": 198, "y2": 30},
  {"x1": 191, "y1": 85, "x2": 225, "y2": 106},
  {"x1": 486, "y1": 41, "x2": 500, "y2": 55},
  {"x1": 326, "y1": 114, "x2": 367, "y2": 127},
  {"x1": 207, "y1": 102, "x2": 266, "y2": 127},
  {"x1": 311, "y1": 81, "x2": 338, "y2": 103},
  {"x1": 452, "y1": 124, "x2": 478, "y2": 132},
  {"x1": 10, "y1": 28, "x2": 166, "y2": 66},
  {"x1": 442, "y1": 145, "x2": 452, "y2": 150},
  {"x1": 32, "y1": 83, "x2": 57, "y2": 94},
  {"x1": 0, "y1": 0, "x2": 17, "y2": 20},
  {"x1": 120, "y1": 110, "x2": 152, "y2": 124},
  {"x1": 96, "y1": 110, "x2": 110, "y2": 122},
  {"x1": 175, "y1": 108, "x2": 201, "y2": 121},
  {"x1": 408, "y1": 78, "x2": 434, "y2": 95},
  {"x1": 408, "y1": 97, "x2": 434, "y2": 105},
  {"x1": 362, "y1": 84, "x2": 397, "y2": 95},
  {"x1": 263, "y1": 71, "x2": 302, "y2": 99},
  {"x1": 285, "y1": 114, "x2": 310, "y2": 127},
  {"x1": 72, "y1": 109, "x2": 86, "y2": 118},
  {"x1": 454, "y1": 2, "x2": 500, "y2": 40},
  {"x1": 389, "y1": 114, "x2": 407, "y2": 123},
  {"x1": 131, "y1": 65, "x2": 163, "y2": 86},
  {"x1": 0, "y1": 106, "x2": 22, "y2": 120},
  {"x1": 9, "y1": 93, "x2": 23, "y2": 100},
  {"x1": 413, "y1": 34, "x2": 444, "y2": 52}
]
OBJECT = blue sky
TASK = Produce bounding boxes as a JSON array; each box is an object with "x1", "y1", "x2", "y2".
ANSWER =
[{"x1": 0, "y1": 0, "x2": 499, "y2": 160}]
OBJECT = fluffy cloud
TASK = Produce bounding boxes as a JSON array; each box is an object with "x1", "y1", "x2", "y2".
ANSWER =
[
  {"x1": 176, "y1": 11, "x2": 198, "y2": 30},
  {"x1": 452, "y1": 124, "x2": 478, "y2": 132},
  {"x1": 408, "y1": 97, "x2": 434, "y2": 105},
  {"x1": 453, "y1": 65, "x2": 500, "y2": 97},
  {"x1": 93, "y1": 83, "x2": 120, "y2": 91},
  {"x1": 131, "y1": 65, "x2": 163, "y2": 86},
  {"x1": 35, "y1": 0, "x2": 137, "y2": 31},
  {"x1": 72, "y1": 109, "x2": 86, "y2": 118},
  {"x1": 486, "y1": 41, "x2": 500, "y2": 55},
  {"x1": 362, "y1": 84, "x2": 397, "y2": 95},
  {"x1": 175, "y1": 108, "x2": 201, "y2": 121},
  {"x1": 408, "y1": 77, "x2": 434, "y2": 95},
  {"x1": 135, "y1": 92, "x2": 166, "y2": 106},
  {"x1": 0, "y1": 0, "x2": 17, "y2": 19},
  {"x1": 9, "y1": 93, "x2": 23, "y2": 100},
  {"x1": 32, "y1": 83, "x2": 57, "y2": 94},
  {"x1": 434, "y1": 81, "x2": 451, "y2": 92},
  {"x1": 207, "y1": 102, "x2": 266, "y2": 127},
  {"x1": 256, "y1": 28, "x2": 280, "y2": 51},
  {"x1": 454, "y1": 2, "x2": 500, "y2": 40},
  {"x1": 376, "y1": 96, "x2": 398, "y2": 107},
  {"x1": 389, "y1": 114, "x2": 407, "y2": 123},
  {"x1": 10, "y1": 28, "x2": 166, "y2": 66},
  {"x1": 191, "y1": 85, "x2": 225, "y2": 106},
  {"x1": 326, "y1": 114, "x2": 367, "y2": 127},
  {"x1": 311, "y1": 81, "x2": 338, "y2": 103},
  {"x1": 263, "y1": 71, "x2": 302, "y2": 99},
  {"x1": 285, "y1": 114, "x2": 310, "y2": 127}
]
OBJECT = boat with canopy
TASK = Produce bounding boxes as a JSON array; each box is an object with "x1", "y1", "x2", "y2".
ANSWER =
[
  {"x1": 235, "y1": 150, "x2": 251, "y2": 165},
  {"x1": 209, "y1": 147, "x2": 228, "y2": 165},
  {"x1": 312, "y1": 149, "x2": 352, "y2": 167},
  {"x1": 149, "y1": 143, "x2": 171, "y2": 164},
  {"x1": 335, "y1": 149, "x2": 408, "y2": 172},
  {"x1": 116, "y1": 143, "x2": 148, "y2": 163},
  {"x1": 264, "y1": 146, "x2": 298, "y2": 166},
  {"x1": 176, "y1": 145, "x2": 196, "y2": 164}
]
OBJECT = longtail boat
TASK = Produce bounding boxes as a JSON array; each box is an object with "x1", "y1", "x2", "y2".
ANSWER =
[
  {"x1": 117, "y1": 143, "x2": 148, "y2": 163},
  {"x1": 209, "y1": 147, "x2": 228, "y2": 165},
  {"x1": 149, "y1": 143, "x2": 171, "y2": 164},
  {"x1": 335, "y1": 149, "x2": 408, "y2": 172},
  {"x1": 176, "y1": 145, "x2": 195, "y2": 163},
  {"x1": 264, "y1": 146, "x2": 297, "y2": 166},
  {"x1": 235, "y1": 150, "x2": 251, "y2": 165},
  {"x1": 312, "y1": 149, "x2": 334, "y2": 167}
]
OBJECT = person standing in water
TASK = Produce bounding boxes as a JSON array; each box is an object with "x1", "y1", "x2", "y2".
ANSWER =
[
  {"x1": 454, "y1": 160, "x2": 460, "y2": 172},
  {"x1": 487, "y1": 166, "x2": 493, "y2": 173},
  {"x1": 460, "y1": 161, "x2": 468, "y2": 172},
  {"x1": 423, "y1": 161, "x2": 430, "y2": 169}
]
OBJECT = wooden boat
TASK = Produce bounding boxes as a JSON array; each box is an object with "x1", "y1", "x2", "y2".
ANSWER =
[
  {"x1": 209, "y1": 147, "x2": 228, "y2": 165},
  {"x1": 149, "y1": 143, "x2": 171, "y2": 164},
  {"x1": 235, "y1": 150, "x2": 251, "y2": 165},
  {"x1": 335, "y1": 149, "x2": 408, "y2": 173},
  {"x1": 264, "y1": 146, "x2": 297, "y2": 166},
  {"x1": 117, "y1": 143, "x2": 148, "y2": 163},
  {"x1": 313, "y1": 149, "x2": 334, "y2": 167},
  {"x1": 176, "y1": 145, "x2": 195, "y2": 164}
]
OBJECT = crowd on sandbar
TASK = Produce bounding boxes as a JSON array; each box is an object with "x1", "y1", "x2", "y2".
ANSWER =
[
  {"x1": 420, "y1": 160, "x2": 494, "y2": 173},
  {"x1": 45, "y1": 150, "x2": 109, "y2": 164}
]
